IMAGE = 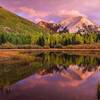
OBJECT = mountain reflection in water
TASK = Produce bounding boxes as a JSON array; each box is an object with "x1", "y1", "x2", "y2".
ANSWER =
[{"x1": 0, "y1": 51, "x2": 100, "y2": 100}]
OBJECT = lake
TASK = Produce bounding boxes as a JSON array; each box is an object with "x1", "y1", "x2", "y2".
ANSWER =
[{"x1": 0, "y1": 51, "x2": 100, "y2": 100}]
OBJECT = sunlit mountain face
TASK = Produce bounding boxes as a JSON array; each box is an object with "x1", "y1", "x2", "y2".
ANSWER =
[{"x1": 0, "y1": 0, "x2": 100, "y2": 25}]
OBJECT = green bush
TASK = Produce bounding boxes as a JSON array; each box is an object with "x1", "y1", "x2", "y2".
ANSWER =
[
  {"x1": 17, "y1": 45, "x2": 42, "y2": 49},
  {"x1": 54, "y1": 44, "x2": 63, "y2": 48},
  {"x1": 0, "y1": 42, "x2": 16, "y2": 49}
]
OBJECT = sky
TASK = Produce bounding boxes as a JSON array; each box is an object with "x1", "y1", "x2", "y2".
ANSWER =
[{"x1": 0, "y1": 0, "x2": 100, "y2": 24}]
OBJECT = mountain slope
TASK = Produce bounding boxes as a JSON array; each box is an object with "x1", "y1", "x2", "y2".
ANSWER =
[
  {"x1": 60, "y1": 16, "x2": 94, "y2": 27},
  {"x1": 0, "y1": 7, "x2": 48, "y2": 35},
  {"x1": 38, "y1": 16, "x2": 99, "y2": 34},
  {"x1": 38, "y1": 21, "x2": 60, "y2": 32},
  {"x1": 58, "y1": 16, "x2": 95, "y2": 33}
]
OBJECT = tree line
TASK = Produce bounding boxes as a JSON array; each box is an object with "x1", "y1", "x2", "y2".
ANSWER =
[{"x1": 0, "y1": 32, "x2": 100, "y2": 48}]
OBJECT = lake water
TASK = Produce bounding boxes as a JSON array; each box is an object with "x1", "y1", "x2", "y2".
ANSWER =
[{"x1": 0, "y1": 51, "x2": 100, "y2": 100}]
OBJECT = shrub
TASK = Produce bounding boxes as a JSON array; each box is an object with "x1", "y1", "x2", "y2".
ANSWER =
[
  {"x1": 0, "y1": 42, "x2": 16, "y2": 49},
  {"x1": 17, "y1": 45, "x2": 42, "y2": 49},
  {"x1": 54, "y1": 44, "x2": 63, "y2": 48}
]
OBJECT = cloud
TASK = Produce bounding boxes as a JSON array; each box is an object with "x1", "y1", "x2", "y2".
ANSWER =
[
  {"x1": 19, "y1": 7, "x2": 87, "y2": 22},
  {"x1": 19, "y1": 6, "x2": 48, "y2": 18},
  {"x1": 56, "y1": 10, "x2": 87, "y2": 17},
  {"x1": 0, "y1": 0, "x2": 100, "y2": 24},
  {"x1": 34, "y1": 18, "x2": 43, "y2": 22},
  {"x1": 42, "y1": 10, "x2": 87, "y2": 23}
]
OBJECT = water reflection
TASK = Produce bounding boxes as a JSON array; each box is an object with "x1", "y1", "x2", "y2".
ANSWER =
[{"x1": 0, "y1": 51, "x2": 100, "y2": 100}]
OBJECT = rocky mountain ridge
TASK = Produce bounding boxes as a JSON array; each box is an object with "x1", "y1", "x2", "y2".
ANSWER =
[{"x1": 38, "y1": 16, "x2": 100, "y2": 34}]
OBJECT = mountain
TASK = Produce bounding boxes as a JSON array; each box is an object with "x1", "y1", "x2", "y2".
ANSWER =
[
  {"x1": 0, "y1": 7, "x2": 48, "y2": 35},
  {"x1": 60, "y1": 16, "x2": 94, "y2": 26},
  {"x1": 0, "y1": 7, "x2": 99, "y2": 35},
  {"x1": 58, "y1": 16, "x2": 95, "y2": 33},
  {"x1": 38, "y1": 21, "x2": 61, "y2": 32},
  {"x1": 38, "y1": 16, "x2": 99, "y2": 34}
]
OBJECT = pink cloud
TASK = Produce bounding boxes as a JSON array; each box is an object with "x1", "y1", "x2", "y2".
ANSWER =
[
  {"x1": 56, "y1": 10, "x2": 87, "y2": 17},
  {"x1": 19, "y1": 6, "x2": 48, "y2": 17},
  {"x1": 0, "y1": 0, "x2": 100, "y2": 24}
]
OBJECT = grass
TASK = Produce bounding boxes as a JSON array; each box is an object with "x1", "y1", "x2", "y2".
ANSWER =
[
  {"x1": 0, "y1": 51, "x2": 35, "y2": 64},
  {"x1": 0, "y1": 7, "x2": 49, "y2": 35},
  {"x1": 0, "y1": 43, "x2": 100, "y2": 49},
  {"x1": 66, "y1": 43, "x2": 100, "y2": 49},
  {"x1": 12, "y1": 52, "x2": 35, "y2": 63}
]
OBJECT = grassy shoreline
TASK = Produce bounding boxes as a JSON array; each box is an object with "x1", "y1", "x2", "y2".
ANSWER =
[
  {"x1": 0, "y1": 43, "x2": 100, "y2": 50},
  {"x1": 0, "y1": 48, "x2": 100, "y2": 51},
  {"x1": 0, "y1": 48, "x2": 100, "y2": 58}
]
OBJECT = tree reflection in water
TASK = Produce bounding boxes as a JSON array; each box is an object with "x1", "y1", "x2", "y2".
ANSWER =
[{"x1": 0, "y1": 51, "x2": 99, "y2": 100}]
